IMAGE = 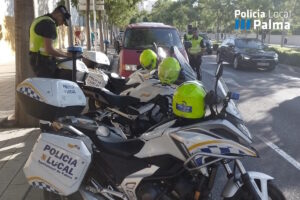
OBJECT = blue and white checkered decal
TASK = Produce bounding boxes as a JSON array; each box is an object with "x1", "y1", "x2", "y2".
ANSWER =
[
  {"x1": 200, "y1": 145, "x2": 246, "y2": 155},
  {"x1": 18, "y1": 86, "x2": 43, "y2": 102},
  {"x1": 31, "y1": 181, "x2": 59, "y2": 194}
]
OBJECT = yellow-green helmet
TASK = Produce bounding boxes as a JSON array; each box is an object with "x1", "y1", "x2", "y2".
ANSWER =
[
  {"x1": 172, "y1": 81, "x2": 206, "y2": 119},
  {"x1": 139, "y1": 49, "x2": 157, "y2": 70},
  {"x1": 158, "y1": 57, "x2": 181, "y2": 84}
]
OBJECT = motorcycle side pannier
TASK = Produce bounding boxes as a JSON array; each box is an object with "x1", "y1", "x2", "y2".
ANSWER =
[
  {"x1": 23, "y1": 133, "x2": 92, "y2": 196},
  {"x1": 16, "y1": 78, "x2": 86, "y2": 121}
]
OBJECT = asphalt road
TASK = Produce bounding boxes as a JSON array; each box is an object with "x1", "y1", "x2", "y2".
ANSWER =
[{"x1": 201, "y1": 55, "x2": 300, "y2": 199}]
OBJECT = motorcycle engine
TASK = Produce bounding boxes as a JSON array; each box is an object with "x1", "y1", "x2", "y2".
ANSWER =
[{"x1": 136, "y1": 176, "x2": 195, "y2": 200}]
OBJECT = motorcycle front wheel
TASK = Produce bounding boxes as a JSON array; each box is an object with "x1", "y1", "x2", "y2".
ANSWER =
[{"x1": 224, "y1": 181, "x2": 285, "y2": 200}]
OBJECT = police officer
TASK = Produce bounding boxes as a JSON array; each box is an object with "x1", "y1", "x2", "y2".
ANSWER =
[
  {"x1": 187, "y1": 28, "x2": 205, "y2": 80},
  {"x1": 29, "y1": 5, "x2": 71, "y2": 78},
  {"x1": 184, "y1": 24, "x2": 193, "y2": 41}
]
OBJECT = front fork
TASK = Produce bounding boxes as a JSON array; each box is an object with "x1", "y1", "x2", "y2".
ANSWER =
[{"x1": 222, "y1": 159, "x2": 274, "y2": 200}]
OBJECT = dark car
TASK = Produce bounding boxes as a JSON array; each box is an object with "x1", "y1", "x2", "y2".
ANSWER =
[
  {"x1": 217, "y1": 38, "x2": 278, "y2": 71},
  {"x1": 199, "y1": 33, "x2": 213, "y2": 54}
]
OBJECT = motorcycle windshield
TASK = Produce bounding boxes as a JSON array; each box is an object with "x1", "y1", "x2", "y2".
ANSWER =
[
  {"x1": 218, "y1": 78, "x2": 243, "y2": 120},
  {"x1": 227, "y1": 100, "x2": 243, "y2": 120},
  {"x1": 172, "y1": 46, "x2": 243, "y2": 121},
  {"x1": 172, "y1": 46, "x2": 197, "y2": 82},
  {"x1": 157, "y1": 47, "x2": 167, "y2": 59}
]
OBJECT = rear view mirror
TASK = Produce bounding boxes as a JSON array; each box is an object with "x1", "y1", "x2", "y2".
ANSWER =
[
  {"x1": 215, "y1": 63, "x2": 223, "y2": 79},
  {"x1": 184, "y1": 41, "x2": 192, "y2": 49}
]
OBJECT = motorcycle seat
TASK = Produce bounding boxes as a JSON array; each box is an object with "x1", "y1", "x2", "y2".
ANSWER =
[
  {"x1": 98, "y1": 139, "x2": 145, "y2": 158},
  {"x1": 83, "y1": 85, "x2": 140, "y2": 108},
  {"x1": 95, "y1": 126, "x2": 145, "y2": 158}
]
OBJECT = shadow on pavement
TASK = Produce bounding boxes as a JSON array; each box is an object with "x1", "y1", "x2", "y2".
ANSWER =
[{"x1": 0, "y1": 128, "x2": 43, "y2": 199}]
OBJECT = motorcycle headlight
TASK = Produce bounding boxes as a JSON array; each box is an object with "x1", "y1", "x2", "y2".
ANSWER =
[
  {"x1": 125, "y1": 64, "x2": 137, "y2": 71},
  {"x1": 242, "y1": 54, "x2": 250, "y2": 60},
  {"x1": 237, "y1": 123, "x2": 252, "y2": 140}
]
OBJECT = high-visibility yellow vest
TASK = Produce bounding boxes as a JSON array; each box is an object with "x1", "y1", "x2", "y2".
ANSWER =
[
  {"x1": 29, "y1": 16, "x2": 58, "y2": 56},
  {"x1": 189, "y1": 36, "x2": 203, "y2": 55},
  {"x1": 186, "y1": 33, "x2": 193, "y2": 41}
]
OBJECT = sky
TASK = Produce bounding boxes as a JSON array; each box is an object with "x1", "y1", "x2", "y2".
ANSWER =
[{"x1": 138, "y1": 0, "x2": 157, "y2": 12}]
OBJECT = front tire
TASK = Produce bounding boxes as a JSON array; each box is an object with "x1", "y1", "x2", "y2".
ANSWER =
[
  {"x1": 224, "y1": 181, "x2": 285, "y2": 200},
  {"x1": 233, "y1": 57, "x2": 240, "y2": 70},
  {"x1": 216, "y1": 52, "x2": 222, "y2": 64}
]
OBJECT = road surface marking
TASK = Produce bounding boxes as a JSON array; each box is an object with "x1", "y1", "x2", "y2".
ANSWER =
[
  {"x1": 224, "y1": 78, "x2": 240, "y2": 87},
  {"x1": 258, "y1": 135, "x2": 300, "y2": 171}
]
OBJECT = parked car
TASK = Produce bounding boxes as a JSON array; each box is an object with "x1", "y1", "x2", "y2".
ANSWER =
[
  {"x1": 199, "y1": 33, "x2": 213, "y2": 54},
  {"x1": 217, "y1": 37, "x2": 278, "y2": 71},
  {"x1": 118, "y1": 22, "x2": 189, "y2": 77}
]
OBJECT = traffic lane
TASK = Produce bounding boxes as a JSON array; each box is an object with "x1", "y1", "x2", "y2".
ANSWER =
[
  {"x1": 202, "y1": 55, "x2": 300, "y2": 160},
  {"x1": 202, "y1": 55, "x2": 300, "y2": 199},
  {"x1": 201, "y1": 71, "x2": 300, "y2": 200}
]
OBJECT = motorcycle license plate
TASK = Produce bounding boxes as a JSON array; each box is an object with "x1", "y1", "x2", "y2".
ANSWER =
[
  {"x1": 85, "y1": 72, "x2": 105, "y2": 89},
  {"x1": 257, "y1": 62, "x2": 269, "y2": 66}
]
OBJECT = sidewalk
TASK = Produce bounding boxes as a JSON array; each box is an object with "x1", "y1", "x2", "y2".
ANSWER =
[
  {"x1": 0, "y1": 47, "x2": 118, "y2": 199},
  {"x1": 0, "y1": 60, "x2": 43, "y2": 199},
  {"x1": 0, "y1": 128, "x2": 43, "y2": 200},
  {"x1": 0, "y1": 60, "x2": 15, "y2": 120}
]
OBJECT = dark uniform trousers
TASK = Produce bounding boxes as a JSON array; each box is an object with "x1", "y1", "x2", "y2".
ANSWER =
[
  {"x1": 188, "y1": 54, "x2": 202, "y2": 80},
  {"x1": 29, "y1": 52, "x2": 57, "y2": 78}
]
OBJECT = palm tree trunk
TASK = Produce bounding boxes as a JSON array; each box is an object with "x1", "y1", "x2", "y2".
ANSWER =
[{"x1": 14, "y1": 0, "x2": 38, "y2": 127}]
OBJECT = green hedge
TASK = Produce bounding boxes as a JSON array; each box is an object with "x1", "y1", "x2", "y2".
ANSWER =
[{"x1": 268, "y1": 45, "x2": 300, "y2": 67}]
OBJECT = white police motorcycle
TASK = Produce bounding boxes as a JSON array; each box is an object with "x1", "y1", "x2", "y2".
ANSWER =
[{"x1": 17, "y1": 59, "x2": 285, "y2": 200}]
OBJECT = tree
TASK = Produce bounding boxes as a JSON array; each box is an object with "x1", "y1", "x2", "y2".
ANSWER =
[
  {"x1": 14, "y1": 0, "x2": 38, "y2": 127},
  {"x1": 104, "y1": 0, "x2": 142, "y2": 27}
]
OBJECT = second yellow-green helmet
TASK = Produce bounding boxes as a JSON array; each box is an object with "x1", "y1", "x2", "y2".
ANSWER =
[
  {"x1": 158, "y1": 57, "x2": 181, "y2": 84},
  {"x1": 172, "y1": 81, "x2": 206, "y2": 119},
  {"x1": 139, "y1": 49, "x2": 157, "y2": 70}
]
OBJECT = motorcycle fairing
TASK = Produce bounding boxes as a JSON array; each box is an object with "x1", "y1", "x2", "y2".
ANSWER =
[
  {"x1": 121, "y1": 79, "x2": 176, "y2": 102},
  {"x1": 171, "y1": 129, "x2": 257, "y2": 160},
  {"x1": 222, "y1": 171, "x2": 274, "y2": 199},
  {"x1": 121, "y1": 165, "x2": 159, "y2": 200}
]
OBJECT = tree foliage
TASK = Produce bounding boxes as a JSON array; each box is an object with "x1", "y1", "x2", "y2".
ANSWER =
[
  {"x1": 104, "y1": 0, "x2": 142, "y2": 27},
  {"x1": 131, "y1": 0, "x2": 300, "y2": 34}
]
